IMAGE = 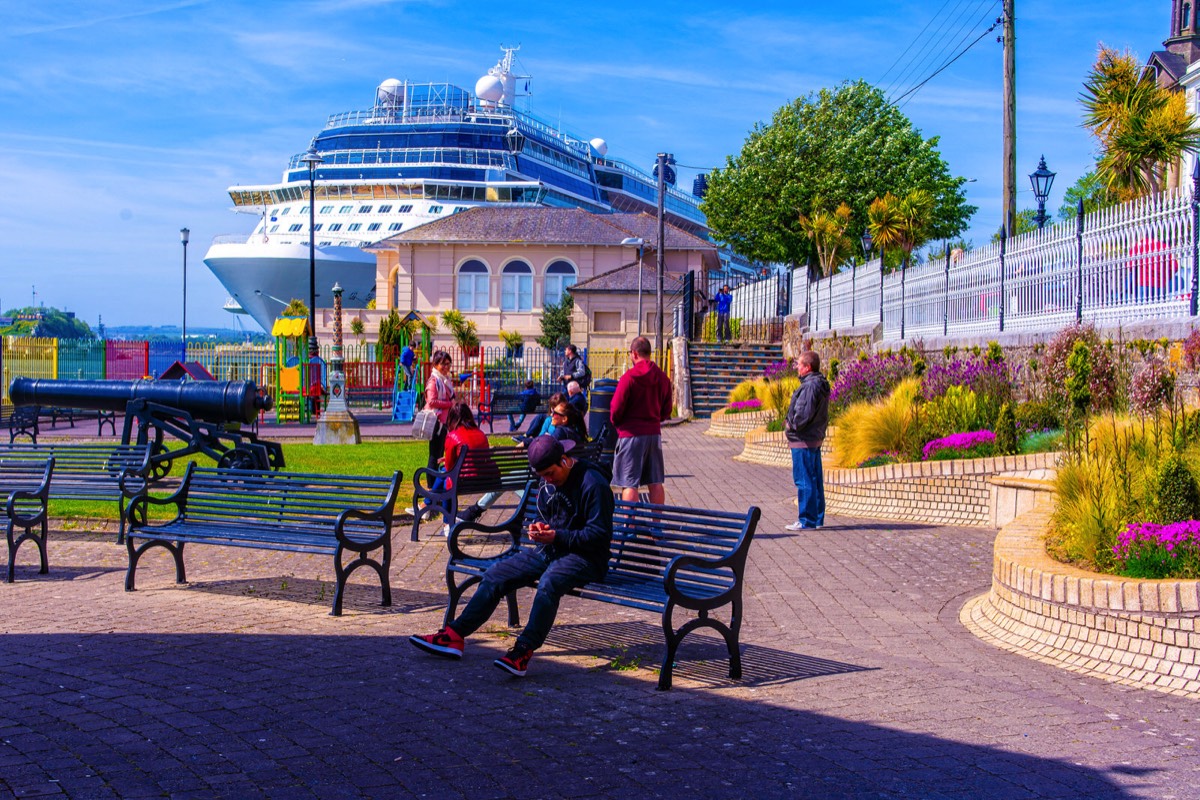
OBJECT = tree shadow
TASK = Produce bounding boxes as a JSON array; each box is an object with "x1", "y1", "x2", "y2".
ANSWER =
[
  {"x1": 0, "y1": 631, "x2": 1147, "y2": 799},
  {"x1": 161, "y1": 575, "x2": 447, "y2": 615}
]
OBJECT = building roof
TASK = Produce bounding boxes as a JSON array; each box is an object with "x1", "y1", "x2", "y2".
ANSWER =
[
  {"x1": 1149, "y1": 50, "x2": 1189, "y2": 85},
  {"x1": 568, "y1": 261, "x2": 685, "y2": 294},
  {"x1": 368, "y1": 207, "x2": 717, "y2": 251}
]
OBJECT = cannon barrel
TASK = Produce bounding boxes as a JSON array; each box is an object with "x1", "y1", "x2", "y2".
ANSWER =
[{"x1": 9, "y1": 378, "x2": 272, "y2": 425}]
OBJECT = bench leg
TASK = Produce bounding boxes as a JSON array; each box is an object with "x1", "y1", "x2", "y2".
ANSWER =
[
  {"x1": 125, "y1": 537, "x2": 186, "y2": 591},
  {"x1": 444, "y1": 573, "x2": 479, "y2": 629},
  {"x1": 331, "y1": 539, "x2": 393, "y2": 617},
  {"x1": 505, "y1": 591, "x2": 520, "y2": 627},
  {"x1": 658, "y1": 604, "x2": 745, "y2": 690},
  {"x1": 6, "y1": 518, "x2": 49, "y2": 583}
]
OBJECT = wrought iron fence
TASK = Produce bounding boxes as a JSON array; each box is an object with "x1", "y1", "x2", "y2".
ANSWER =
[
  {"x1": 806, "y1": 191, "x2": 1197, "y2": 340},
  {"x1": 695, "y1": 269, "x2": 789, "y2": 343}
]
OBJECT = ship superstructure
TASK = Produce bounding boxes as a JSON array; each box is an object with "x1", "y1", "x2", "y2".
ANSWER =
[{"x1": 204, "y1": 47, "x2": 733, "y2": 333}]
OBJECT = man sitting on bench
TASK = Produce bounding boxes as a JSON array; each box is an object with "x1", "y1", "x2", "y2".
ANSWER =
[{"x1": 410, "y1": 435, "x2": 614, "y2": 677}]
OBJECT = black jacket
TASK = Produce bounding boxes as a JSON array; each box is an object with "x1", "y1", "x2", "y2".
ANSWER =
[
  {"x1": 785, "y1": 372, "x2": 831, "y2": 445},
  {"x1": 561, "y1": 355, "x2": 589, "y2": 387},
  {"x1": 534, "y1": 459, "x2": 614, "y2": 575}
]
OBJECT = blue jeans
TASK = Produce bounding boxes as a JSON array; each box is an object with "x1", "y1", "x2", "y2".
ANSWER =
[
  {"x1": 790, "y1": 447, "x2": 825, "y2": 528},
  {"x1": 449, "y1": 549, "x2": 601, "y2": 650}
]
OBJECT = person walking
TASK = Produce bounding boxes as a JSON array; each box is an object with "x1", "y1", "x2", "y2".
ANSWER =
[
  {"x1": 784, "y1": 350, "x2": 831, "y2": 531},
  {"x1": 715, "y1": 284, "x2": 733, "y2": 344},
  {"x1": 610, "y1": 336, "x2": 672, "y2": 504},
  {"x1": 410, "y1": 435, "x2": 614, "y2": 677},
  {"x1": 558, "y1": 345, "x2": 590, "y2": 390}
]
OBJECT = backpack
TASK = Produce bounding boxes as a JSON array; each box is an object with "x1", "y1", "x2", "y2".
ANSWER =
[{"x1": 580, "y1": 361, "x2": 592, "y2": 389}]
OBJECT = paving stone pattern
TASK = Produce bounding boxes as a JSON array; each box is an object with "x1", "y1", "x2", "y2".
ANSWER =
[{"x1": 1, "y1": 421, "x2": 1198, "y2": 798}]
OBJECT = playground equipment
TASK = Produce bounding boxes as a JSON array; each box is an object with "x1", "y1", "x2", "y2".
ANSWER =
[
  {"x1": 389, "y1": 311, "x2": 435, "y2": 423},
  {"x1": 9, "y1": 377, "x2": 281, "y2": 474},
  {"x1": 271, "y1": 316, "x2": 324, "y2": 424}
]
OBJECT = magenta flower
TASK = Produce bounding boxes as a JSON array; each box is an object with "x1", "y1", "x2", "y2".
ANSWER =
[{"x1": 922, "y1": 430, "x2": 996, "y2": 460}]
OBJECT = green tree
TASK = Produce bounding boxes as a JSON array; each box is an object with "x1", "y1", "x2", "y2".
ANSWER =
[
  {"x1": 1057, "y1": 170, "x2": 1117, "y2": 220},
  {"x1": 990, "y1": 209, "x2": 1037, "y2": 243},
  {"x1": 537, "y1": 294, "x2": 573, "y2": 350},
  {"x1": 283, "y1": 299, "x2": 308, "y2": 318},
  {"x1": 1081, "y1": 46, "x2": 1200, "y2": 198},
  {"x1": 702, "y1": 80, "x2": 975, "y2": 275}
]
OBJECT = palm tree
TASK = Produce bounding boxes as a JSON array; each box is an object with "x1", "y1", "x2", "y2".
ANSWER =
[
  {"x1": 868, "y1": 190, "x2": 934, "y2": 270},
  {"x1": 798, "y1": 202, "x2": 854, "y2": 278},
  {"x1": 1081, "y1": 46, "x2": 1200, "y2": 198}
]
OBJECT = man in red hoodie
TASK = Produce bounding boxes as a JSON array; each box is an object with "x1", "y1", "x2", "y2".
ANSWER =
[{"x1": 610, "y1": 336, "x2": 673, "y2": 504}]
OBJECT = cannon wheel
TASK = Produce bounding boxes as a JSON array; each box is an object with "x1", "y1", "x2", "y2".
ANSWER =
[
  {"x1": 147, "y1": 442, "x2": 173, "y2": 481},
  {"x1": 217, "y1": 447, "x2": 260, "y2": 471}
]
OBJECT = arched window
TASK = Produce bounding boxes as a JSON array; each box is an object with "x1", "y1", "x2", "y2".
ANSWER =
[
  {"x1": 501, "y1": 260, "x2": 533, "y2": 312},
  {"x1": 1187, "y1": 3, "x2": 1193, "y2": 30},
  {"x1": 543, "y1": 260, "x2": 578, "y2": 307},
  {"x1": 456, "y1": 259, "x2": 490, "y2": 312}
]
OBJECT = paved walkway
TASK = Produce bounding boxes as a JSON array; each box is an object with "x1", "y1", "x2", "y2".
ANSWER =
[{"x1": 1, "y1": 422, "x2": 1198, "y2": 798}]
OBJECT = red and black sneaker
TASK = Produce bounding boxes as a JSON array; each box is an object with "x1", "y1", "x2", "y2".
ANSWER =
[
  {"x1": 409, "y1": 626, "x2": 465, "y2": 659},
  {"x1": 494, "y1": 643, "x2": 535, "y2": 676}
]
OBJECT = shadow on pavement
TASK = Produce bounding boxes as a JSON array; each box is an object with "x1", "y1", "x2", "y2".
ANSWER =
[
  {"x1": 0, "y1": 632, "x2": 1141, "y2": 799},
  {"x1": 547, "y1": 620, "x2": 875, "y2": 688},
  {"x1": 174, "y1": 576, "x2": 447, "y2": 614}
]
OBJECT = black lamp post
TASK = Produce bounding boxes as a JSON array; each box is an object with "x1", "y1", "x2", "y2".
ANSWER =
[
  {"x1": 1030, "y1": 155, "x2": 1056, "y2": 230},
  {"x1": 300, "y1": 143, "x2": 325, "y2": 356},
  {"x1": 861, "y1": 229, "x2": 881, "y2": 323},
  {"x1": 180, "y1": 227, "x2": 189, "y2": 353}
]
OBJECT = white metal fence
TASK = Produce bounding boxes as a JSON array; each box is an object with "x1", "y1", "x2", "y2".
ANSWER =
[{"x1": 803, "y1": 191, "x2": 1197, "y2": 340}]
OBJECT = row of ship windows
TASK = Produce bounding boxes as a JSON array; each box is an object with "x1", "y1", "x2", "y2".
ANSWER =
[
  {"x1": 272, "y1": 205, "x2": 471, "y2": 233},
  {"x1": 271, "y1": 202, "x2": 466, "y2": 216}
]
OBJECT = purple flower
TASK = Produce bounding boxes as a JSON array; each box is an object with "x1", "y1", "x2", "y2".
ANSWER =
[
  {"x1": 921, "y1": 355, "x2": 1013, "y2": 403},
  {"x1": 922, "y1": 430, "x2": 996, "y2": 460},
  {"x1": 830, "y1": 353, "x2": 914, "y2": 412},
  {"x1": 727, "y1": 398, "x2": 763, "y2": 412},
  {"x1": 763, "y1": 360, "x2": 795, "y2": 381},
  {"x1": 1113, "y1": 520, "x2": 1200, "y2": 562}
]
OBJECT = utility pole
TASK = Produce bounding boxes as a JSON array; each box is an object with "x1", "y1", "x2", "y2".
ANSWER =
[
  {"x1": 655, "y1": 152, "x2": 670, "y2": 356},
  {"x1": 1001, "y1": 0, "x2": 1017, "y2": 238}
]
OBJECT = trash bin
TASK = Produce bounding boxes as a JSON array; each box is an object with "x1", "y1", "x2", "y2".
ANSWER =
[{"x1": 588, "y1": 378, "x2": 618, "y2": 441}]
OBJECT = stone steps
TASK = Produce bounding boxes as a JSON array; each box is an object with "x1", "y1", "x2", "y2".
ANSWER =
[{"x1": 687, "y1": 343, "x2": 785, "y2": 418}]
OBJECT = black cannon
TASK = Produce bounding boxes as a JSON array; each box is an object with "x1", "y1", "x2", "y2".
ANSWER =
[{"x1": 9, "y1": 378, "x2": 282, "y2": 475}]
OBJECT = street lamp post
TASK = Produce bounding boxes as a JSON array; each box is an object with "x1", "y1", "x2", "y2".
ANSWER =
[
  {"x1": 860, "y1": 230, "x2": 878, "y2": 323},
  {"x1": 180, "y1": 227, "x2": 189, "y2": 354},
  {"x1": 300, "y1": 143, "x2": 325, "y2": 356},
  {"x1": 1030, "y1": 155, "x2": 1056, "y2": 230},
  {"x1": 621, "y1": 237, "x2": 646, "y2": 336}
]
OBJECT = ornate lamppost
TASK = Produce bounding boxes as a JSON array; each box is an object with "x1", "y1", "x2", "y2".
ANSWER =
[
  {"x1": 300, "y1": 143, "x2": 324, "y2": 356},
  {"x1": 180, "y1": 227, "x2": 189, "y2": 354},
  {"x1": 1030, "y1": 155, "x2": 1056, "y2": 230},
  {"x1": 314, "y1": 282, "x2": 360, "y2": 444}
]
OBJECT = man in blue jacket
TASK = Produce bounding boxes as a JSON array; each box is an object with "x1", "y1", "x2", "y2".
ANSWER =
[
  {"x1": 410, "y1": 436, "x2": 614, "y2": 676},
  {"x1": 715, "y1": 285, "x2": 734, "y2": 343}
]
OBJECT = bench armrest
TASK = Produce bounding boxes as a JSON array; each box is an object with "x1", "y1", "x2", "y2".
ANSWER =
[
  {"x1": 126, "y1": 462, "x2": 194, "y2": 529},
  {"x1": 662, "y1": 506, "x2": 761, "y2": 606},
  {"x1": 7, "y1": 488, "x2": 49, "y2": 526},
  {"x1": 446, "y1": 506, "x2": 527, "y2": 560},
  {"x1": 412, "y1": 464, "x2": 450, "y2": 501}
]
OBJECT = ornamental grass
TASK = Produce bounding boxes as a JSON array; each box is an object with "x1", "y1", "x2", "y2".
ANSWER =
[{"x1": 831, "y1": 378, "x2": 924, "y2": 468}]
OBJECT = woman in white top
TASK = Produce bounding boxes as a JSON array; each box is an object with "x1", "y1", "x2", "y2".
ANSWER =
[{"x1": 424, "y1": 350, "x2": 456, "y2": 472}]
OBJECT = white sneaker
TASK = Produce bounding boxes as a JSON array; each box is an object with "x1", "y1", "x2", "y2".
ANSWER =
[
  {"x1": 403, "y1": 506, "x2": 417, "y2": 516},
  {"x1": 441, "y1": 524, "x2": 451, "y2": 537},
  {"x1": 784, "y1": 521, "x2": 806, "y2": 532}
]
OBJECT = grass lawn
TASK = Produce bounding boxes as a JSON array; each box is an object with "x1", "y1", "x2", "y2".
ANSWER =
[{"x1": 48, "y1": 435, "x2": 516, "y2": 522}]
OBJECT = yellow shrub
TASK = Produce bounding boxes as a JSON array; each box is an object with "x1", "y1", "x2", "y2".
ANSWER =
[
  {"x1": 726, "y1": 379, "x2": 759, "y2": 404},
  {"x1": 762, "y1": 376, "x2": 800, "y2": 421},
  {"x1": 831, "y1": 378, "x2": 923, "y2": 468}
]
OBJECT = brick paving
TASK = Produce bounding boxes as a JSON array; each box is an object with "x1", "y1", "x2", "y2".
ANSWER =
[{"x1": 1, "y1": 420, "x2": 1198, "y2": 798}]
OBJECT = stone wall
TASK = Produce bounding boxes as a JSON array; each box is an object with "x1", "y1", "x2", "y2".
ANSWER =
[
  {"x1": 705, "y1": 408, "x2": 775, "y2": 439},
  {"x1": 963, "y1": 485, "x2": 1200, "y2": 699}
]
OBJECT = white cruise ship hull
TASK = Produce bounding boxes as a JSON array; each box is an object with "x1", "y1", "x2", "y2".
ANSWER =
[{"x1": 204, "y1": 241, "x2": 377, "y2": 333}]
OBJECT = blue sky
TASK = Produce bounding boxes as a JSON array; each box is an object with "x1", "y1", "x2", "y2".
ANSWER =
[{"x1": 0, "y1": 0, "x2": 1166, "y2": 330}]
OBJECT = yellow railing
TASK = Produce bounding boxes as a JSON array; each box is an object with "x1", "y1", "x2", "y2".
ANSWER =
[
  {"x1": 2, "y1": 337, "x2": 57, "y2": 405},
  {"x1": 586, "y1": 347, "x2": 672, "y2": 382}
]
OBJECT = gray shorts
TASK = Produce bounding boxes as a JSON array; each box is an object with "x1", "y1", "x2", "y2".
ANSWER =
[{"x1": 612, "y1": 435, "x2": 665, "y2": 488}]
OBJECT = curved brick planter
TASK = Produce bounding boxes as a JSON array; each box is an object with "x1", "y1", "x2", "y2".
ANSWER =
[
  {"x1": 706, "y1": 408, "x2": 774, "y2": 438},
  {"x1": 823, "y1": 453, "x2": 1058, "y2": 528},
  {"x1": 734, "y1": 426, "x2": 791, "y2": 467},
  {"x1": 962, "y1": 483, "x2": 1200, "y2": 699}
]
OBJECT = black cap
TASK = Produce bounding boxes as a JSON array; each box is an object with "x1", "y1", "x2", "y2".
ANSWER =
[{"x1": 527, "y1": 435, "x2": 576, "y2": 471}]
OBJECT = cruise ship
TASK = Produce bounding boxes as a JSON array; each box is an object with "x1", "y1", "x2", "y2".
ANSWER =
[{"x1": 204, "y1": 47, "x2": 738, "y2": 333}]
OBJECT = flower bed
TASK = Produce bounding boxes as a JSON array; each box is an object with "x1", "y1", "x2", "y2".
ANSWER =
[
  {"x1": 1114, "y1": 521, "x2": 1200, "y2": 579},
  {"x1": 963, "y1": 483, "x2": 1200, "y2": 699},
  {"x1": 922, "y1": 430, "x2": 996, "y2": 461}
]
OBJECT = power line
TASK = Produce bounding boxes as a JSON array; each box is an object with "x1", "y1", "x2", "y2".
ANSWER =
[
  {"x1": 891, "y1": 1, "x2": 998, "y2": 103},
  {"x1": 877, "y1": 0, "x2": 955, "y2": 87},
  {"x1": 883, "y1": 0, "x2": 980, "y2": 99},
  {"x1": 892, "y1": 13, "x2": 1003, "y2": 107}
]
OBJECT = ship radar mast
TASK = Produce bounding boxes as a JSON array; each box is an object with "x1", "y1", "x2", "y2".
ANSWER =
[{"x1": 475, "y1": 45, "x2": 529, "y2": 110}]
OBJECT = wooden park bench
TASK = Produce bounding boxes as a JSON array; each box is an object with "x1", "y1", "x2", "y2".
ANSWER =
[
  {"x1": 409, "y1": 439, "x2": 603, "y2": 542},
  {"x1": 442, "y1": 484, "x2": 761, "y2": 690},
  {"x1": 1, "y1": 458, "x2": 54, "y2": 582},
  {"x1": 124, "y1": 464, "x2": 402, "y2": 616},
  {"x1": 0, "y1": 442, "x2": 153, "y2": 543}
]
